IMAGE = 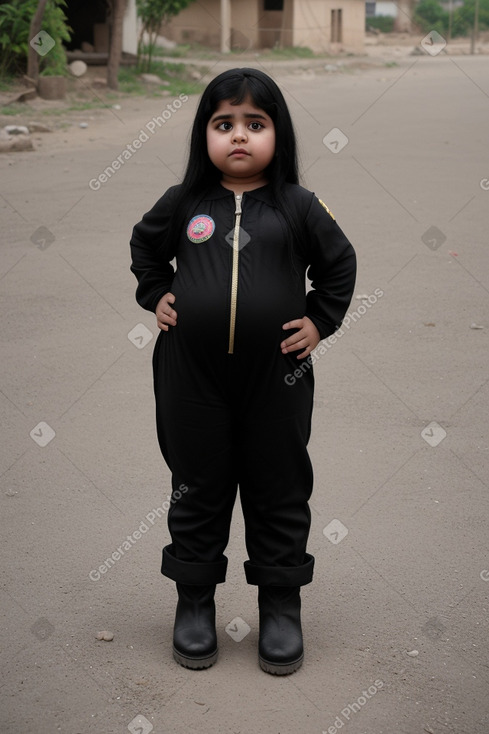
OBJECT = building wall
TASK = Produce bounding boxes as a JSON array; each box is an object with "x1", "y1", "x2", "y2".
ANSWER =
[
  {"x1": 292, "y1": 0, "x2": 365, "y2": 53},
  {"x1": 374, "y1": 1, "x2": 398, "y2": 18},
  {"x1": 162, "y1": 0, "x2": 222, "y2": 47},
  {"x1": 162, "y1": 0, "x2": 259, "y2": 49},
  {"x1": 122, "y1": 0, "x2": 138, "y2": 55},
  {"x1": 231, "y1": 0, "x2": 259, "y2": 49},
  {"x1": 162, "y1": 0, "x2": 364, "y2": 53},
  {"x1": 259, "y1": 10, "x2": 284, "y2": 48}
]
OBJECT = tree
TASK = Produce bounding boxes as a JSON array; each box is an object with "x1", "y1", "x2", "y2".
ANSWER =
[
  {"x1": 136, "y1": 0, "x2": 196, "y2": 72},
  {"x1": 413, "y1": 0, "x2": 449, "y2": 35},
  {"x1": 107, "y1": 0, "x2": 126, "y2": 90},
  {"x1": 24, "y1": 0, "x2": 70, "y2": 82},
  {"x1": 27, "y1": 0, "x2": 50, "y2": 81}
]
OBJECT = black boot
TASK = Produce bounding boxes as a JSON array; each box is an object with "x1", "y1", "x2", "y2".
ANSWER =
[
  {"x1": 161, "y1": 544, "x2": 228, "y2": 669},
  {"x1": 172, "y1": 583, "x2": 218, "y2": 669},
  {"x1": 258, "y1": 586, "x2": 304, "y2": 675}
]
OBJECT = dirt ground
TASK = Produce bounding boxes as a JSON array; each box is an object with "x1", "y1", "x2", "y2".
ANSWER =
[{"x1": 1, "y1": 39, "x2": 488, "y2": 734}]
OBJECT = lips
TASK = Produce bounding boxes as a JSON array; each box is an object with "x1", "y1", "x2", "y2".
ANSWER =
[{"x1": 229, "y1": 148, "x2": 249, "y2": 156}]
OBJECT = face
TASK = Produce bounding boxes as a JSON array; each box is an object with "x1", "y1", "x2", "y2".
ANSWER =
[{"x1": 206, "y1": 96, "x2": 276, "y2": 188}]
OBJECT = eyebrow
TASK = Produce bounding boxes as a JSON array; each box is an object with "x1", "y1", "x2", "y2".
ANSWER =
[{"x1": 210, "y1": 112, "x2": 268, "y2": 123}]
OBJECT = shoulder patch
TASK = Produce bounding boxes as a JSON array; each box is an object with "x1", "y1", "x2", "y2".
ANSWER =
[{"x1": 318, "y1": 198, "x2": 335, "y2": 221}]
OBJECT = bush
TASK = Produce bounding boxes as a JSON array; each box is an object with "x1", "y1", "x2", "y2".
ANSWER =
[
  {"x1": 413, "y1": 0, "x2": 449, "y2": 35},
  {"x1": 452, "y1": 0, "x2": 489, "y2": 36},
  {"x1": 414, "y1": 0, "x2": 489, "y2": 38},
  {"x1": 0, "y1": 0, "x2": 71, "y2": 76},
  {"x1": 366, "y1": 16, "x2": 395, "y2": 33},
  {"x1": 0, "y1": 0, "x2": 37, "y2": 74}
]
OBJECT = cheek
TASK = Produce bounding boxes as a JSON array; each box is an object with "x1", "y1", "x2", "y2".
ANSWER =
[
  {"x1": 206, "y1": 131, "x2": 224, "y2": 163},
  {"x1": 206, "y1": 130, "x2": 214, "y2": 156},
  {"x1": 261, "y1": 131, "x2": 276, "y2": 163}
]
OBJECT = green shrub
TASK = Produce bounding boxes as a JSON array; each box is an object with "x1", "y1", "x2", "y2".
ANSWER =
[
  {"x1": 414, "y1": 0, "x2": 489, "y2": 38},
  {"x1": 452, "y1": 0, "x2": 489, "y2": 36},
  {"x1": 366, "y1": 16, "x2": 395, "y2": 33},
  {"x1": 0, "y1": 0, "x2": 71, "y2": 76},
  {"x1": 0, "y1": 0, "x2": 37, "y2": 74},
  {"x1": 413, "y1": 0, "x2": 449, "y2": 35}
]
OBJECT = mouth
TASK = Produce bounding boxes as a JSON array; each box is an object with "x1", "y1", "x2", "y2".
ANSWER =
[{"x1": 229, "y1": 148, "x2": 250, "y2": 156}]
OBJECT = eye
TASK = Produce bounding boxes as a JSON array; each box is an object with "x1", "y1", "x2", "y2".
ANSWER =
[
  {"x1": 218, "y1": 121, "x2": 233, "y2": 131},
  {"x1": 249, "y1": 121, "x2": 264, "y2": 131}
]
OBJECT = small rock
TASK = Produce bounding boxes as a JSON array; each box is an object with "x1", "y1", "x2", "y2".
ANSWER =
[
  {"x1": 96, "y1": 630, "x2": 114, "y2": 641},
  {"x1": 4, "y1": 125, "x2": 30, "y2": 135},
  {"x1": 112, "y1": 104, "x2": 121, "y2": 110},
  {"x1": 28, "y1": 122, "x2": 53, "y2": 133},
  {"x1": 140, "y1": 73, "x2": 163, "y2": 84},
  {"x1": 406, "y1": 649, "x2": 419, "y2": 657},
  {"x1": 92, "y1": 77, "x2": 107, "y2": 88},
  {"x1": 81, "y1": 41, "x2": 95, "y2": 53},
  {"x1": 69, "y1": 60, "x2": 88, "y2": 77},
  {"x1": 190, "y1": 70, "x2": 201, "y2": 80},
  {"x1": 325, "y1": 64, "x2": 338, "y2": 72},
  {"x1": 470, "y1": 323, "x2": 484, "y2": 329},
  {"x1": 79, "y1": 122, "x2": 88, "y2": 129},
  {"x1": 0, "y1": 136, "x2": 34, "y2": 153}
]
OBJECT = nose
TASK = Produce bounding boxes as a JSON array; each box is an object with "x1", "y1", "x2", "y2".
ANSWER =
[{"x1": 232, "y1": 126, "x2": 247, "y2": 143}]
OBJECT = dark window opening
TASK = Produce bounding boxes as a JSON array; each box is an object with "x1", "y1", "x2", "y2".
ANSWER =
[{"x1": 264, "y1": 0, "x2": 284, "y2": 10}]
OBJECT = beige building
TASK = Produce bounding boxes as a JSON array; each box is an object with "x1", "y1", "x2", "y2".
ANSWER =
[{"x1": 163, "y1": 0, "x2": 365, "y2": 55}]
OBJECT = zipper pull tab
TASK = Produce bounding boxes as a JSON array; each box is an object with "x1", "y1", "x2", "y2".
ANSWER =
[{"x1": 235, "y1": 193, "x2": 242, "y2": 215}]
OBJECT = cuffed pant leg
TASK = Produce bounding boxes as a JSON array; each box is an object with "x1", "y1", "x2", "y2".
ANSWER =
[
  {"x1": 162, "y1": 543, "x2": 228, "y2": 585},
  {"x1": 244, "y1": 553, "x2": 315, "y2": 587}
]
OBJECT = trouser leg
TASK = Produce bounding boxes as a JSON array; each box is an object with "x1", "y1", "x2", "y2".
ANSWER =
[
  {"x1": 153, "y1": 334, "x2": 237, "y2": 669},
  {"x1": 236, "y1": 354, "x2": 315, "y2": 674},
  {"x1": 153, "y1": 332, "x2": 238, "y2": 580},
  {"x1": 237, "y1": 354, "x2": 315, "y2": 584}
]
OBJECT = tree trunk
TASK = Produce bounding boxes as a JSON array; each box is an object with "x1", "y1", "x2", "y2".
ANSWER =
[
  {"x1": 107, "y1": 0, "x2": 125, "y2": 90},
  {"x1": 27, "y1": 0, "x2": 50, "y2": 82}
]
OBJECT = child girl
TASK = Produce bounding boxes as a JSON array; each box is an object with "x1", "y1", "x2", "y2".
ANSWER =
[{"x1": 130, "y1": 68, "x2": 356, "y2": 675}]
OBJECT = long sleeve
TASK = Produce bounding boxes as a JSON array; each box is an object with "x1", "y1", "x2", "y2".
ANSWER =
[
  {"x1": 130, "y1": 186, "x2": 179, "y2": 313},
  {"x1": 304, "y1": 195, "x2": 357, "y2": 340}
]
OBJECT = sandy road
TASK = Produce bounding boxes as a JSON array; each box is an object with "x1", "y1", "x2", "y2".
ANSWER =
[{"x1": 1, "y1": 50, "x2": 489, "y2": 734}]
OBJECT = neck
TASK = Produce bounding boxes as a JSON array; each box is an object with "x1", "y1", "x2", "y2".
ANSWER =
[{"x1": 219, "y1": 173, "x2": 269, "y2": 195}]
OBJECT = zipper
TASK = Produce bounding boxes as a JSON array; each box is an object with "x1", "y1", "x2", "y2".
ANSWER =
[{"x1": 228, "y1": 193, "x2": 242, "y2": 354}]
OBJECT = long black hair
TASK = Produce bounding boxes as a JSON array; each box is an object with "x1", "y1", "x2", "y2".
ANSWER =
[{"x1": 168, "y1": 67, "x2": 306, "y2": 262}]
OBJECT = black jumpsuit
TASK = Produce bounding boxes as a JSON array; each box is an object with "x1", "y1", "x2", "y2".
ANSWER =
[{"x1": 130, "y1": 182, "x2": 356, "y2": 588}]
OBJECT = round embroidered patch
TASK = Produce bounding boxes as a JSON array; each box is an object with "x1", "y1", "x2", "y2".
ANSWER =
[{"x1": 187, "y1": 214, "x2": 215, "y2": 243}]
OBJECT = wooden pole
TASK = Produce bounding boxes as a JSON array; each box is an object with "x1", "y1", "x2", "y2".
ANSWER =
[
  {"x1": 470, "y1": 0, "x2": 480, "y2": 54},
  {"x1": 221, "y1": 0, "x2": 231, "y2": 53}
]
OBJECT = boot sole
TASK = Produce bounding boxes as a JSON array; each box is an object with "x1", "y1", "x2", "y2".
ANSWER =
[
  {"x1": 259, "y1": 653, "x2": 304, "y2": 675},
  {"x1": 173, "y1": 646, "x2": 218, "y2": 670}
]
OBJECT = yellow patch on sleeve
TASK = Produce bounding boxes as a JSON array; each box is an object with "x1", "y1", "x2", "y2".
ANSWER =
[{"x1": 318, "y1": 198, "x2": 335, "y2": 221}]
